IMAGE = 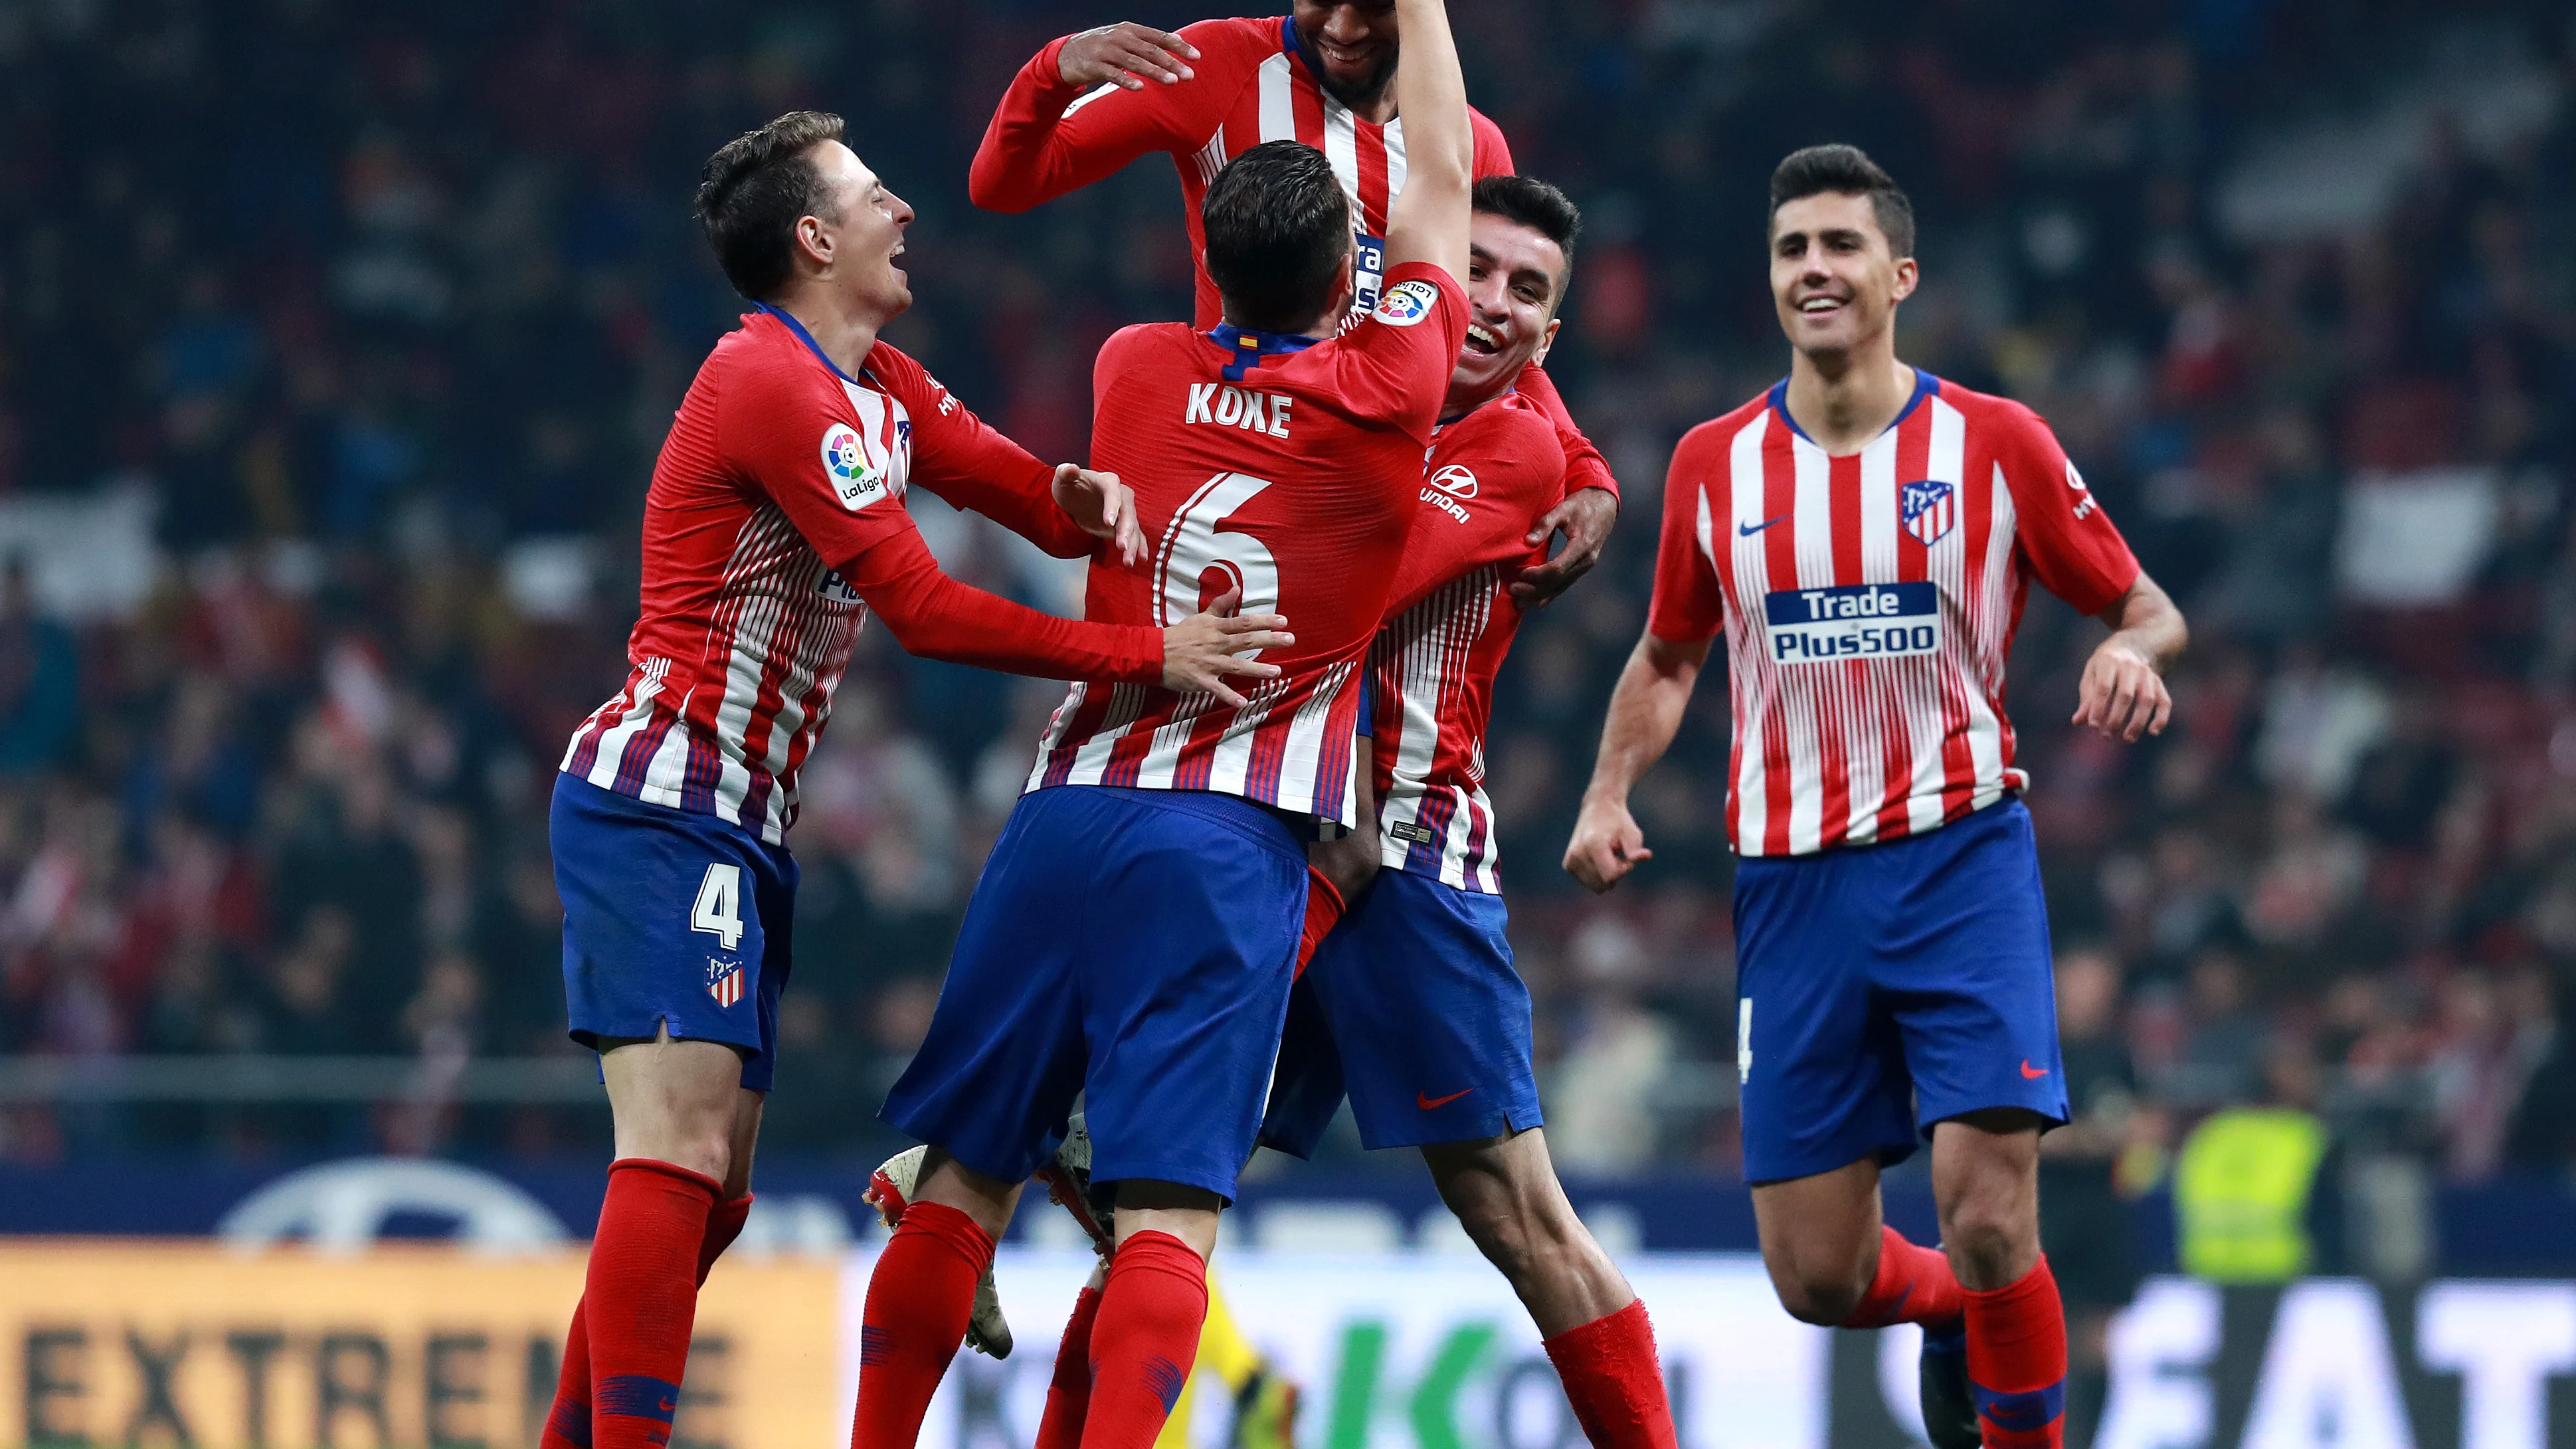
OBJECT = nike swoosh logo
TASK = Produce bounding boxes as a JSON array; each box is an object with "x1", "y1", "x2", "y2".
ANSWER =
[
  {"x1": 1416, "y1": 1088, "x2": 1475, "y2": 1110},
  {"x1": 2020, "y1": 1060, "x2": 2050, "y2": 1080},
  {"x1": 1738, "y1": 514, "x2": 1789, "y2": 536}
]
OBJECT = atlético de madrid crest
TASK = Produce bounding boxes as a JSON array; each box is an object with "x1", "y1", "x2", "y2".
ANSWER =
[{"x1": 1900, "y1": 479, "x2": 1956, "y2": 547}]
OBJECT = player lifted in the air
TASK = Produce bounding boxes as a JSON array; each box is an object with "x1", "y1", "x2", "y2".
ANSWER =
[
  {"x1": 846, "y1": 0, "x2": 1475, "y2": 1444},
  {"x1": 970, "y1": 1, "x2": 1618, "y2": 620},
  {"x1": 537, "y1": 111, "x2": 1285, "y2": 1449},
  {"x1": 1565, "y1": 145, "x2": 2186, "y2": 1449},
  {"x1": 1258, "y1": 175, "x2": 1679, "y2": 1449}
]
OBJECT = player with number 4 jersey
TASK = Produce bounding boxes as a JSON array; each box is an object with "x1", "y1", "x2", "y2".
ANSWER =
[
  {"x1": 854, "y1": 3, "x2": 1478, "y2": 1445},
  {"x1": 539, "y1": 113, "x2": 1291, "y2": 1449}
]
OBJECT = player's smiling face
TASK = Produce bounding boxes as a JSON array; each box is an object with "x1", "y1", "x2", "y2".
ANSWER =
[
  {"x1": 1769, "y1": 191, "x2": 1916, "y2": 360},
  {"x1": 1450, "y1": 213, "x2": 1566, "y2": 410},
  {"x1": 800, "y1": 141, "x2": 915, "y2": 321},
  {"x1": 1293, "y1": 0, "x2": 1400, "y2": 110}
]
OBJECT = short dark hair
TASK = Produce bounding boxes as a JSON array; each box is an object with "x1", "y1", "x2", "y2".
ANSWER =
[
  {"x1": 1471, "y1": 174, "x2": 1582, "y2": 290},
  {"x1": 1768, "y1": 144, "x2": 1915, "y2": 259},
  {"x1": 1202, "y1": 141, "x2": 1353, "y2": 333},
  {"x1": 696, "y1": 110, "x2": 848, "y2": 302}
]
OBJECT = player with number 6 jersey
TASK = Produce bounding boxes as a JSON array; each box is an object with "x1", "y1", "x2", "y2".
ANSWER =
[{"x1": 855, "y1": 3, "x2": 1478, "y2": 1444}]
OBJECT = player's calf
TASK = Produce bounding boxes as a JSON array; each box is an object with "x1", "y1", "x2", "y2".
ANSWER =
[{"x1": 1424, "y1": 1128, "x2": 1631, "y2": 1334}]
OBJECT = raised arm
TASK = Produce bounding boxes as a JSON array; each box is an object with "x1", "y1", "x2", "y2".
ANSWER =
[
  {"x1": 1380, "y1": 0, "x2": 1470, "y2": 285},
  {"x1": 968, "y1": 22, "x2": 1223, "y2": 214},
  {"x1": 1564, "y1": 632, "x2": 1710, "y2": 892}
]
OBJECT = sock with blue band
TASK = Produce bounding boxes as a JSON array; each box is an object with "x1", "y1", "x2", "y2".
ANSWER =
[{"x1": 1963, "y1": 1255, "x2": 2067, "y2": 1448}]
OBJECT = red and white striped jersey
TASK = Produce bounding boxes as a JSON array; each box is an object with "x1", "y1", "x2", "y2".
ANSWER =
[
  {"x1": 1370, "y1": 392, "x2": 1566, "y2": 892},
  {"x1": 1025, "y1": 264, "x2": 1469, "y2": 827},
  {"x1": 563, "y1": 307, "x2": 1084, "y2": 844},
  {"x1": 1647, "y1": 374, "x2": 2140, "y2": 858},
  {"x1": 973, "y1": 15, "x2": 1513, "y2": 328}
]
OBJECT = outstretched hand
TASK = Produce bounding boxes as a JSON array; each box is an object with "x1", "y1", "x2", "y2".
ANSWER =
[
  {"x1": 1052, "y1": 463, "x2": 1144, "y2": 568},
  {"x1": 1058, "y1": 23, "x2": 1200, "y2": 91},
  {"x1": 1163, "y1": 586, "x2": 1293, "y2": 708},
  {"x1": 1509, "y1": 487, "x2": 1618, "y2": 609}
]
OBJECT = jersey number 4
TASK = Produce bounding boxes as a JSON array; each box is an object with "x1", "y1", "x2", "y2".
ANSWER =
[
  {"x1": 1154, "y1": 472, "x2": 1279, "y2": 650},
  {"x1": 691, "y1": 863, "x2": 746, "y2": 951}
]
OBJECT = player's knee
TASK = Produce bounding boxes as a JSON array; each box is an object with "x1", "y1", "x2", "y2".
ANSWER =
[
  {"x1": 1768, "y1": 1254, "x2": 1870, "y2": 1325},
  {"x1": 1938, "y1": 1189, "x2": 2033, "y2": 1284}
]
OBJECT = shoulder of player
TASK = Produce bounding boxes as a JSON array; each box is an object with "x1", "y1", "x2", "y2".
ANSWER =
[
  {"x1": 1673, "y1": 395, "x2": 1771, "y2": 461},
  {"x1": 1449, "y1": 394, "x2": 1564, "y2": 462},
  {"x1": 705, "y1": 314, "x2": 848, "y2": 419},
  {"x1": 1931, "y1": 376, "x2": 2061, "y2": 455},
  {"x1": 1097, "y1": 320, "x2": 1198, "y2": 369},
  {"x1": 1178, "y1": 17, "x2": 1289, "y2": 76}
]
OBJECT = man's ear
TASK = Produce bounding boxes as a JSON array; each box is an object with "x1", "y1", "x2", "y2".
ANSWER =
[
  {"x1": 794, "y1": 213, "x2": 835, "y2": 274},
  {"x1": 1532, "y1": 316, "x2": 1562, "y2": 366},
  {"x1": 1890, "y1": 255, "x2": 1920, "y2": 305}
]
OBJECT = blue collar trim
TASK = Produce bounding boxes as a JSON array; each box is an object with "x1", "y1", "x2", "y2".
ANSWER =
[
  {"x1": 757, "y1": 302, "x2": 862, "y2": 384},
  {"x1": 1209, "y1": 324, "x2": 1319, "y2": 383},
  {"x1": 1766, "y1": 368, "x2": 1940, "y2": 447}
]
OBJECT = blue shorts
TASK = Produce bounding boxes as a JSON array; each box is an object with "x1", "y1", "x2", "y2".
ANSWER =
[
  {"x1": 552, "y1": 774, "x2": 798, "y2": 1093},
  {"x1": 1734, "y1": 797, "x2": 2067, "y2": 1185},
  {"x1": 881, "y1": 785, "x2": 1308, "y2": 1202},
  {"x1": 1259, "y1": 868, "x2": 1542, "y2": 1156}
]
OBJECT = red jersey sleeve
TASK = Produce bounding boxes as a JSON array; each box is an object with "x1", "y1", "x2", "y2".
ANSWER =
[
  {"x1": 864, "y1": 342, "x2": 1093, "y2": 559},
  {"x1": 1469, "y1": 108, "x2": 1515, "y2": 179},
  {"x1": 844, "y1": 526, "x2": 1162, "y2": 683},
  {"x1": 1992, "y1": 403, "x2": 2140, "y2": 616},
  {"x1": 1386, "y1": 402, "x2": 1565, "y2": 614},
  {"x1": 1312, "y1": 262, "x2": 1470, "y2": 443},
  {"x1": 1645, "y1": 421, "x2": 1731, "y2": 643},
  {"x1": 1509, "y1": 361, "x2": 1619, "y2": 502},
  {"x1": 714, "y1": 346, "x2": 916, "y2": 569},
  {"x1": 968, "y1": 19, "x2": 1272, "y2": 214}
]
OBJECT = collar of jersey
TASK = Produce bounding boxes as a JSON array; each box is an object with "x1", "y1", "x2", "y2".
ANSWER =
[
  {"x1": 1766, "y1": 368, "x2": 1940, "y2": 448},
  {"x1": 756, "y1": 302, "x2": 864, "y2": 385},
  {"x1": 1437, "y1": 385, "x2": 1518, "y2": 429},
  {"x1": 1208, "y1": 324, "x2": 1319, "y2": 383}
]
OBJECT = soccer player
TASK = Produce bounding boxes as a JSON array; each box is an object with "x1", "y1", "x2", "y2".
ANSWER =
[
  {"x1": 1563, "y1": 145, "x2": 2187, "y2": 1449},
  {"x1": 1258, "y1": 175, "x2": 1678, "y2": 1449},
  {"x1": 848, "y1": 0, "x2": 1476, "y2": 1442},
  {"x1": 540, "y1": 111, "x2": 1289, "y2": 1449},
  {"x1": 968, "y1": 3, "x2": 1618, "y2": 612}
]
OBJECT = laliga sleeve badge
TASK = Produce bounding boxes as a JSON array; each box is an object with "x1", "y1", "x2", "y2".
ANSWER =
[
  {"x1": 822, "y1": 423, "x2": 887, "y2": 510},
  {"x1": 1373, "y1": 278, "x2": 1442, "y2": 328}
]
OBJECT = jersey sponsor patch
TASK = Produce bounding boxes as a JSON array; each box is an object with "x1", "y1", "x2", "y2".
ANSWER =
[
  {"x1": 1900, "y1": 478, "x2": 1957, "y2": 547},
  {"x1": 816, "y1": 569, "x2": 861, "y2": 605},
  {"x1": 1374, "y1": 278, "x2": 1441, "y2": 328},
  {"x1": 1388, "y1": 820, "x2": 1439, "y2": 845},
  {"x1": 1354, "y1": 233, "x2": 1388, "y2": 314},
  {"x1": 821, "y1": 423, "x2": 889, "y2": 510},
  {"x1": 1763, "y1": 582, "x2": 1939, "y2": 664},
  {"x1": 1428, "y1": 464, "x2": 1478, "y2": 499}
]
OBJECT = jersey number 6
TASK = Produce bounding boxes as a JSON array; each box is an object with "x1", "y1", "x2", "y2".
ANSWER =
[{"x1": 1154, "y1": 472, "x2": 1279, "y2": 651}]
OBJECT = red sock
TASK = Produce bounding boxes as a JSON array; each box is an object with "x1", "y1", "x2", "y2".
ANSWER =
[
  {"x1": 581, "y1": 1159, "x2": 719, "y2": 1449},
  {"x1": 1078, "y1": 1232, "x2": 1209, "y2": 1449},
  {"x1": 1540, "y1": 1299, "x2": 1679, "y2": 1449},
  {"x1": 1294, "y1": 870, "x2": 1346, "y2": 977},
  {"x1": 1844, "y1": 1226, "x2": 1965, "y2": 1330},
  {"x1": 850, "y1": 1201, "x2": 995, "y2": 1449},
  {"x1": 543, "y1": 1192, "x2": 754, "y2": 1449},
  {"x1": 542, "y1": 1303, "x2": 595, "y2": 1449},
  {"x1": 1035, "y1": 1286, "x2": 1104, "y2": 1449},
  {"x1": 699, "y1": 1194, "x2": 753, "y2": 1282},
  {"x1": 1963, "y1": 1256, "x2": 2067, "y2": 1448}
]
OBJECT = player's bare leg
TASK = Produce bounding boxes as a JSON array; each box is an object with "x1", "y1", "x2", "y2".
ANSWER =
[
  {"x1": 1426, "y1": 1127, "x2": 1678, "y2": 1449},
  {"x1": 540, "y1": 1027, "x2": 763, "y2": 1449},
  {"x1": 851, "y1": 1149, "x2": 1023, "y2": 1448},
  {"x1": 1424, "y1": 1127, "x2": 1629, "y2": 1332},
  {"x1": 1750, "y1": 1157, "x2": 1975, "y2": 1448},
  {"x1": 1933, "y1": 1110, "x2": 2065, "y2": 1448}
]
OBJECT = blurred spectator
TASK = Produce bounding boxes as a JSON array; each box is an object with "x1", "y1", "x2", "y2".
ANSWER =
[
  {"x1": 2039, "y1": 946, "x2": 2150, "y2": 1449},
  {"x1": 0, "y1": 564, "x2": 78, "y2": 775}
]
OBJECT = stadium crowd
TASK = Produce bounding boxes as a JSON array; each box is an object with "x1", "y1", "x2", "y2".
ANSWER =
[{"x1": 0, "y1": 0, "x2": 2572, "y2": 1190}]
